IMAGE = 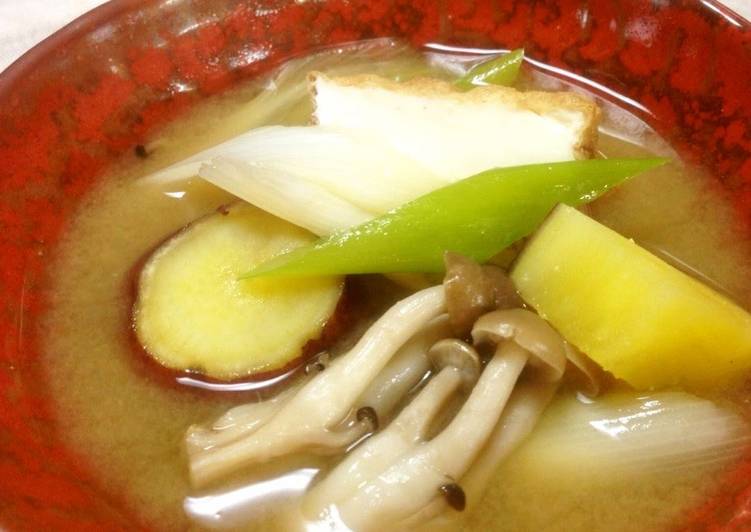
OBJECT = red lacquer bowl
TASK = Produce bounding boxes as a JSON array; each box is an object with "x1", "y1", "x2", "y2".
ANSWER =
[{"x1": 1, "y1": 0, "x2": 750, "y2": 530}]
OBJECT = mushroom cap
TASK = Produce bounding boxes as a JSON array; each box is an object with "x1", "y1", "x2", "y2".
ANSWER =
[
  {"x1": 471, "y1": 309, "x2": 566, "y2": 382},
  {"x1": 427, "y1": 339, "x2": 482, "y2": 390},
  {"x1": 443, "y1": 251, "x2": 523, "y2": 337}
]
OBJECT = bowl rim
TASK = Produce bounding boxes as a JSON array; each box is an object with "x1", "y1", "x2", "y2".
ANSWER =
[
  {"x1": 1, "y1": 0, "x2": 751, "y2": 529},
  {"x1": 1, "y1": 0, "x2": 749, "y2": 98}
]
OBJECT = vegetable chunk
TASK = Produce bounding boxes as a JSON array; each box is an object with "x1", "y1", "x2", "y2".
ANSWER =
[
  {"x1": 134, "y1": 203, "x2": 343, "y2": 380},
  {"x1": 511, "y1": 204, "x2": 751, "y2": 391},
  {"x1": 515, "y1": 391, "x2": 749, "y2": 478}
]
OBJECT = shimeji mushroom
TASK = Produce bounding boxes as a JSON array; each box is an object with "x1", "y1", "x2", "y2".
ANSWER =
[
  {"x1": 185, "y1": 353, "x2": 333, "y2": 456},
  {"x1": 410, "y1": 337, "x2": 602, "y2": 526},
  {"x1": 442, "y1": 251, "x2": 524, "y2": 336},
  {"x1": 307, "y1": 308, "x2": 568, "y2": 530},
  {"x1": 305, "y1": 339, "x2": 481, "y2": 515},
  {"x1": 356, "y1": 315, "x2": 453, "y2": 420},
  {"x1": 186, "y1": 384, "x2": 301, "y2": 457},
  {"x1": 187, "y1": 285, "x2": 446, "y2": 487},
  {"x1": 187, "y1": 314, "x2": 454, "y2": 460},
  {"x1": 407, "y1": 380, "x2": 560, "y2": 527}
]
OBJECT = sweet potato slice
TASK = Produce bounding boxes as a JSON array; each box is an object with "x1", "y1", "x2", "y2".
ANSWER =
[{"x1": 134, "y1": 203, "x2": 344, "y2": 380}]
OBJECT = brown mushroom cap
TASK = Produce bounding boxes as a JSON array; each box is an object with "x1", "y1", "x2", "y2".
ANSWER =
[
  {"x1": 471, "y1": 309, "x2": 566, "y2": 382},
  {"x1": 443, "y1": 252, "x2": 524, "y2": 337},
  {"x1": 427, "y1": 339, "x2": 482, "y2": 391}
]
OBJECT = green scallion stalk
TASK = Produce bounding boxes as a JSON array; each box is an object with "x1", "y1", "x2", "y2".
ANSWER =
[
  {"x1": 243, "y1": 158, "x2": 667, "y2": 278},
  {"x1": 454, "y1": 49, "x2": 525, "y2": 89}
]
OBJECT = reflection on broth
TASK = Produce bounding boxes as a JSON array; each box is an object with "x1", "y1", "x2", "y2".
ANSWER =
[{"x1": 41, "y1": 40, "x2": 751, "y2": 531}]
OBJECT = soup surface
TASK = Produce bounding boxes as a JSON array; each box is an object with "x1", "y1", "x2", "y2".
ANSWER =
[{"x1": 40, "y1": 41, "x2": 751, "y2": 531}]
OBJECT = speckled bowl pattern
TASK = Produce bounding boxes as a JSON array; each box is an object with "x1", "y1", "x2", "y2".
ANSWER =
[{"x1": 1, "y1": 0, "x2": 750, "y2": 530}]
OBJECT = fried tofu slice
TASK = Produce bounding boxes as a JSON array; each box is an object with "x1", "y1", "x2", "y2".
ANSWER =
[{"x1": 310, "y1": 73, "x2": 600, "y2": 181}]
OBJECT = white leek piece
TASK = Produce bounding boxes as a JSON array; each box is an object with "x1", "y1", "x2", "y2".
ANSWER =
[
  {"x1": 204, "y1": 126, "x2": 443, "y2": 212},
  {"x1": 200, "y1": 156, "x2": 371, "y2": 235},
  {"x1": 148, "y1": 126, "x2": 441, "y2": 207},
  {"x1": 148, "y1": 125, "x2": 449, "y2": 234},
  {"x1": 514, "y1": 391, "x2": 750, "y2": 478}
]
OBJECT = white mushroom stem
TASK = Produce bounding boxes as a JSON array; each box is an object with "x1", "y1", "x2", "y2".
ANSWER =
[
  {"x1": 188, "y1": 285, "x2": 446, "y2": 487},
  {"x1": 461, "y1": 380, "x2": 558, "y2": 506},
  {"x1": 188, "y1": 315, "x2": 454, "y2": 459},
  {"x1": 413, "y1": 337, "x2": 599, "y2": 526},
  {"x1": 306, "y1": 366, "x2": 464, "y2": 516},
  {"x1": 331, "y1": 341, "x2": 530, "y2": 531},
  {"x1": 313, "y1": 309, "x2": 568, "y2": 531},
  {"x1": 409, "y1": 380, "x2": 559, "y2": 528},
  {"x1": 186, "y1": 384, "x2": 300, "y2": 456},
  {"x1": 417, "y1": 344, "x2": 600, "y2": 525},
  {"x1": 186, "y1": 355, "x2": 331, "y2": 455},
  {"x1": 307, "y1": 338, "x2": 481, "y2": 518},
  {"x1": 357, "y1": 314, "x2": 451, "y2": 419}
]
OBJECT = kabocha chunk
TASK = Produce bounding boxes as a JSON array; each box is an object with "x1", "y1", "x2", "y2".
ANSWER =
[
  {"x1": 134, "y1": 203, "x2": 343, "y2": 380},
  {"x1": 511, "y1": 204, "x2": 751, "y2": 391}
]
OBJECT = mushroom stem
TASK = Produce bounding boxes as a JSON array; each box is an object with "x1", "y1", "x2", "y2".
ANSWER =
[
  {"x1": 188, "y1": 285, "x2": 445, "y2": 487},
  {"x1": 331, "y1": 341, "x2": 529, "y2": 530},
  {"x1": 186, "y1": 384, "x2": 301, "y2": 455},
  {"x1": 413, "y1": 346, "x2": 600, "y2": 526},
  {"x1": 563, "y1": 342, "x2": 602, "y2": 397},
  {"x1": 461, "y1": 380, "x2": 558, "y2": 507},
  {"x1": 424, "y1": 341, "x2": 529, "y2": 474},
  {"x1": 317, "y1": 309, "x2": 568, "y2": 530},
  {"x1": 305, "y1": 366, "x2": 464, "y2": 517},
  {"x1": 407, "y1": 380, "x2": 558, "y2": 528},
  {"x1": 357, "y1": 315, "x2": 451, "y2": 419},
  {"x1": 306, "y1": 338, "x2": 481, "y2": 519}
]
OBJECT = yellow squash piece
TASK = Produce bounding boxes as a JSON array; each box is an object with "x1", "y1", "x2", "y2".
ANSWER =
[
  {"x1": 511, "y1": 204, "x2": 751, "y2": 391},
  {"x1": 134, "y1": 203, "x2": 343, "y2": 380}
]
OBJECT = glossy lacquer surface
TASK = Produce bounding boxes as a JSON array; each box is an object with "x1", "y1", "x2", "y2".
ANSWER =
[{"x1": 0, "y1": 0, "x2": 750, "y2": 529}]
